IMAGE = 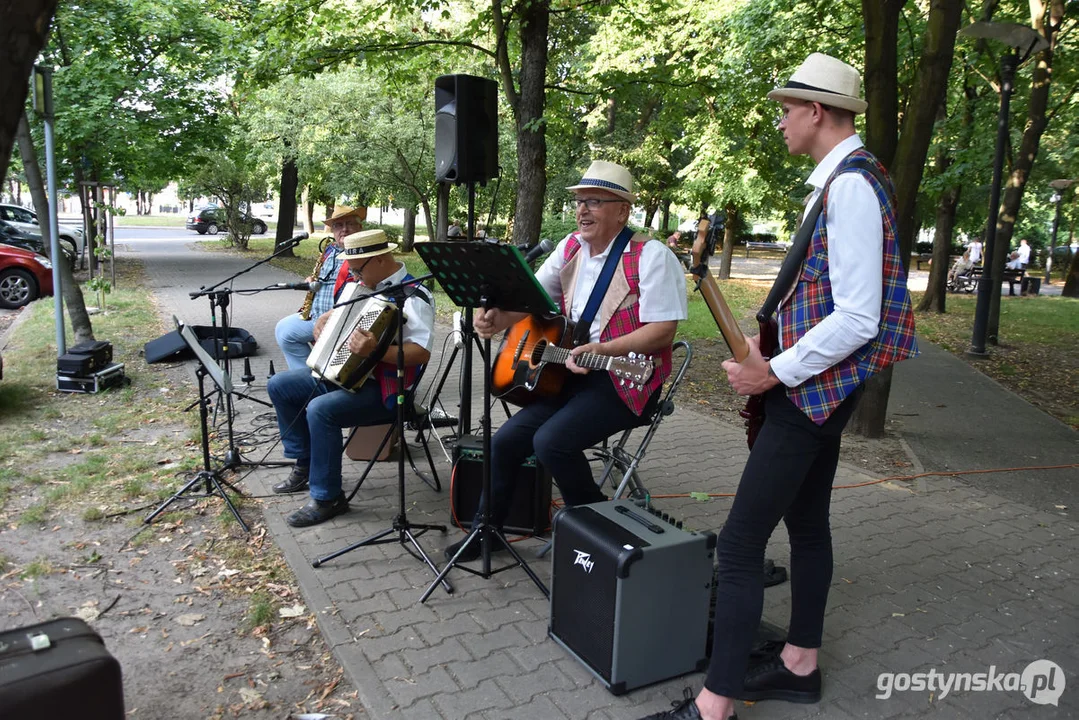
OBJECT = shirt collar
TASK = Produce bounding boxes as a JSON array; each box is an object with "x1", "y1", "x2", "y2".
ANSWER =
[
  {"x1": 373, "y1": 261, "x2": 407, "y2": 291},
  {"x1": 806, "y1": 134, "x2": 864, "y2": 190}
]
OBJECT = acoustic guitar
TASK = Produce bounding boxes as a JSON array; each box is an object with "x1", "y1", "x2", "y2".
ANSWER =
[
  {"x1": 491, "y1": 314, "x2": 655, "y2": 407},
  {"x1": 689, "y1": 217, "x2": 768, "y2": 448}
]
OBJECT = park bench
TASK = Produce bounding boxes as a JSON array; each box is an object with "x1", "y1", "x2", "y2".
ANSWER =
[
  {"x1": 966, "y1": 265, "x2": 1027, "y2": 296},
  {"x1": 744, "y1": 241, "x2": 788, "y2": 258}
]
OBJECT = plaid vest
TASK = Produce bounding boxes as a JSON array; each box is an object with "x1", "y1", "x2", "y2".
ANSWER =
[
  {"x1": 562, "y1": 235, "x2": 672, "y2": 416},
  {"x1": 778, "y1": 150, "x2": 918, "y2": 425},
  {"x1": 333, "y1": 274, "x2": 425, "y2": 407}
]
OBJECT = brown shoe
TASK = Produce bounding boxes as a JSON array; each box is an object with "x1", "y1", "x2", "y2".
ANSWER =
[{"x1": 273, "y1": 466, "x2": 309, "y2": 494}]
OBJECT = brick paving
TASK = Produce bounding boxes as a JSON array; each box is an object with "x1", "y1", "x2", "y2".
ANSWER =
[{"x1": 136, "y1": 239, "x2": 1077, "y2": 720}]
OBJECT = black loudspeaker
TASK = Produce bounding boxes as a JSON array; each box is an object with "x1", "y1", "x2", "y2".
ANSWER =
[
  {"x1": 450, "y1": 434, "x2": 551, "y2": 535},
  {"x1": 549, "y1": 500, "x2": 715, "y2": 695},
  {"x1": 434, "y1": 74, "x2": 499, "y2": 184}
]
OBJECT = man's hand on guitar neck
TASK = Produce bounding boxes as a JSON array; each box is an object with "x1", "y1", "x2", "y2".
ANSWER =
[
  {"x1": 566, "y1": 343, "x2": 603, "y2": 375},
  {"x1": 722, "y1": 335, "x2": 781, "y2": 396},
  {"x1": 474, "y1": 308, "x2": 527, "y2": 340}
]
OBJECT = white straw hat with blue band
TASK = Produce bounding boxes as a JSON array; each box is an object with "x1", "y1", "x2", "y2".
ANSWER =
[{"x1": 566, "y1": 160, "x2": 636, "y2": 203}]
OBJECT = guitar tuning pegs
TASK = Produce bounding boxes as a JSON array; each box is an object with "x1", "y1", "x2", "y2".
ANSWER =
[{"x1": 628, "y1": 351, "x2": 636, "y2": 358}]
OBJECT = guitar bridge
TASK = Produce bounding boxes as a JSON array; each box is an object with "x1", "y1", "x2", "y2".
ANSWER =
[{"x1": 512, "y1": 329, "x2": 529, "y2": 367}]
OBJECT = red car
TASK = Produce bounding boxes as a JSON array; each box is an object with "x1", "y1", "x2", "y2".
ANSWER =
[{"x1": 0, "y1": 242, "x2": 54, "y2": 309}]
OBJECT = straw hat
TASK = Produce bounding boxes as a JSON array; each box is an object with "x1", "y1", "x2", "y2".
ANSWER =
[
  {"x1": 342, "y1": 229, "x2": 397, "y2": 259},
  {"x1": 323, "y1": 205, "x2": 368, "y2": 227},
  {"x1": 766, "y1": 53, "x2": 868, "y2": 114},
  {"x1": 566, "y1": 160, "x2": 635, "y2": 203}
]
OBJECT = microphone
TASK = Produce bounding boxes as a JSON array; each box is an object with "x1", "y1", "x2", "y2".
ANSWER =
[
  {"x1": 284, "y1": 232, "x2": 309, "y2": 247},
  {"x1": 273, "y1": 281, "x2": 321, "y2": 291},
  {"x1": 523, "y1": 238, "x2": 554, "y2": 264}
]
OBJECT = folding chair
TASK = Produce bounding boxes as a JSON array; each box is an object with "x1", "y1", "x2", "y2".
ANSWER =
[
  {"x1": 343, "y1": 364, "x2": 444, "y2": 495},
  {"x1": 592, "y1": 340, "x2": 693, "y2": 503},
  {"x1": 537, "y1": 341, "x2": 692, "y2": 557}
]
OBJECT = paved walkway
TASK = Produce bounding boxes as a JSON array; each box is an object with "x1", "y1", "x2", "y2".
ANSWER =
[{"x1": 131, "y1": 238, "x2": 1077, "y2": 719}]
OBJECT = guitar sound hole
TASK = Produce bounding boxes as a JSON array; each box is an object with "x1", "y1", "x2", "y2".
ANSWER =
[{"x1": 529, "y1": 340, "x2": 546, "y2": 366}]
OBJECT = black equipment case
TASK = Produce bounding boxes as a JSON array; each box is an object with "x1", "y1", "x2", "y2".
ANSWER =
[
  {"x1": 56, "y1": 340, "x2": 113, "y2": 377},
  {"x1": 143, "y1": 326, "x2": 257, "y2": 364},
  {"x1": 549, "y1": 500, "x2": 715, "y2": 695},
  {"x1": 451, "y1": 433, "x2": 552, "y2": 535},
  {"x1": 56, "y1": 362, "x2": 127, "y2": 394},
  {"x1": 0, "y1": 616, "x2": 125, "y2": 718}
]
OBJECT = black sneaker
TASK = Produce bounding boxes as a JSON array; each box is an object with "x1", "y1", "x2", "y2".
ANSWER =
[
  {"x1": 273, "y1": 466, "x2": 309, "y2": 494},
  {"x1": 636, "y1": 688, "x2": 738, "y2": 720},
  {"x1": 738, "y1": 655, "x2": 821, "y2": 704},
  {"x1": 285, "y1": 495, "x2": 348, "y2": 527}
]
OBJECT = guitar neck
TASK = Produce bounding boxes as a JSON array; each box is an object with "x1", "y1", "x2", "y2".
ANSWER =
[
  {"x1": 694, "y1": 267, "x2": 750, "y2": 362},
  {"x1": 541, "y1": 344, "x2": 612, "y2": 371}
]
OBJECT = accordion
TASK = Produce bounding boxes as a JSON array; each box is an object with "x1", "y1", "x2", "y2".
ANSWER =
[{"x1": 307, "y1": 283, "x2": 400, "y2": 391}]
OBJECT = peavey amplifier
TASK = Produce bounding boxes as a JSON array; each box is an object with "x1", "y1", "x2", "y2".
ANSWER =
[{"x1": 549, "y1": 500, "x2": 715, "y2": 695}]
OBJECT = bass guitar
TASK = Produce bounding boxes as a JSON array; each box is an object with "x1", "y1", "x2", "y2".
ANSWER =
[
  {"x1": 689, "y1": 216, "x2": 767, "y2": 448},
  {"x1": 491, "y1": 314, "x2": 655, "y2": 407}
]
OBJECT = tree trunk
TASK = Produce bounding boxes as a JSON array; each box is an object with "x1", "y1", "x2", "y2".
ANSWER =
[
  {"x1": 643, "y1": 205, "x2": 656, "y2": 230},
  {"x1": 987, "y1": 2, "x2": 1059, "y2": 344},
  {"x1": 661, "y1": 199, "x2": 671, "y2": 232},
  {"x1": 402, "y1": 206, "x2": 416, "y2": 251},
  {"x1": 419, "y1": 196, "x2": 434, "y2": 251},
  {"x1": 274, "y1": 156, "x2": 299, "y2": 256},
  {"x1": 435, "y1": 182, "x2": 450, "y2": 241},
  {"x1": 507, "y1": 0, "x2": 550, "y2": 249},
  {"x1": 861, "y1": 0, "x2": 906, "y2": 168},
  {"x1": 0, "y1": 0, "x2": 58, "y2": 179},
  {"x1": 1063, "y1": 249, "x2": 1079, "y2": 297},
  {"x1": 16, "y1": 113, "x2": 94, "y2": 344},
  {"x1": 718, "y1": 202, "x2": 737, "y2": 280},
  {"x1": 917, "y1": 181, "x2": 960, "y2": 313},
  {"x1": 850, "y1": 0, "x2": 962, "y2": 438}
]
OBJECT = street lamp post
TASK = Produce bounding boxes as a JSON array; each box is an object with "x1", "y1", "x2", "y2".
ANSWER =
[
  {"x1": 32, "y1": 64, "x2": 65, "y2": 356},
  {"x1": 961, "y1": 22, "x2": 1048, "y2": 358},
  {"x1": 1047, "y1": 179, "x2": 1074, "y2": 285}
]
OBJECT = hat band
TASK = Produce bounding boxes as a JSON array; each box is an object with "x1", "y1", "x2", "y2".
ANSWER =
[
  {"x1": 344, "y1": 242, "x2": 390, "y2": 255},
  {"x1": 782, "y1": 80, "x2": 847, "y2": 97},
  {"x1": 577, "y1": 178, "x2": 630, "y2": 194}
]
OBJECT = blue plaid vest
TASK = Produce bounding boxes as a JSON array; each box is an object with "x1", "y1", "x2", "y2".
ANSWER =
[{"x1": 778, "y1": 150, "x2": 919, "y2": 424}]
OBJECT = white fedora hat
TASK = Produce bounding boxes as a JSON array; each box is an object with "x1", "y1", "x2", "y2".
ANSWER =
[
  {"x1": 767, "y1": 53, "x2": 868, "y2": 115},
  {"x1": 566, "y1": 160, "x2": 635, "y2": 203},
  {"x1": 343, "y1": 229, "x2": 397, "y2": 259}
]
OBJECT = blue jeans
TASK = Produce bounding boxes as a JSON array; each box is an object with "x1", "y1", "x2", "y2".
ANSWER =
[
  {"x1": 275, "y1": 313, "x2": 316, "y2": 370},
  {"x1": 267, "y1": 368, "x2": 395, "y2": 501}
]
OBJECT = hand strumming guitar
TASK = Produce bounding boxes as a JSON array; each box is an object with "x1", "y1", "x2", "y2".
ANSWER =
[
  {"x1": 722, "y1": 335, "x2": 781, "y2": 396},
  {"x1": 474, "y1": 308, "x2": 526, "y2": 340}
]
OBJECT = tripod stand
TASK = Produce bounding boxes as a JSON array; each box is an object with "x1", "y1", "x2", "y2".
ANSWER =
[
  {"x1": 416, "y1": 238, "x2": 559, "y2": 602},
  {"x1": 145, "y1": 318, "x2": 249, "y2": 532},
  {"x1": 311, "y1": 277, "x2": 453, "y2": 595}
]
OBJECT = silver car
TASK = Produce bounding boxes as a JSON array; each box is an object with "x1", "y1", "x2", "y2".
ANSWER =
[{"x1": 0, "y1": 204, "x2": 85, "y2": 267}]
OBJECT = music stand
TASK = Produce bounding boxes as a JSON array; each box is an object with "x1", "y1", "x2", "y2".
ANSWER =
[
  {"x1": 415, "y1": 241, "x2": 558, "y2": 602},
  {"x1": 144, "y1": 316, "x2": 249, "y2": 532}
]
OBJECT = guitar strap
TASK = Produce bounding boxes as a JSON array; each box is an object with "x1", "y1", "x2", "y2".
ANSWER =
[
  {"x1": 756, "y1": 156, "x2": 891, "y2": 324},
  {"x1": 572, "y1": 225, "x2": 635, "y2": 347}
]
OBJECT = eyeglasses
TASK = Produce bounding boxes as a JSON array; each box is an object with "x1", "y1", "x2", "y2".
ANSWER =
[{"x1": 573, "y1": 198, "x2": 624, "y2": 210}]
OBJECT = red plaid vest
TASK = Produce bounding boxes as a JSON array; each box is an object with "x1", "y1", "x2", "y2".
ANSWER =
[
  {"x1": 778, "y1": 150, "x2": 918, "y2": 424},
  {"x1": 562, "y1": 235, "x2": 672, "y2": 416}
]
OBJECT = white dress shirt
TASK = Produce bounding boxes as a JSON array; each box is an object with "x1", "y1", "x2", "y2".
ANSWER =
[
  {"x1": 360, "y1": 262, "x2": 435, "y2": 352},
  {"x1": 535, "y1": 232, "x2": 688, "y2": 344},
  {"x1": 770, "y1": 134, "x2": 884, "y2": 388}
]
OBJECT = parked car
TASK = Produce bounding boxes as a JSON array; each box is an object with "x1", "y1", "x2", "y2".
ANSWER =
[
  {"x1": 0, "y1": 203, "x2": 85, "y2": 263},
  {"x1": 185, "y1": 204, "x2": 268, "y2": 235},
  {"x1": 0, "y1": 242, "x2": 54, "y2": 309},
  {"x1": 0, "y1": 219, "x2": 77, "y2": 270}
]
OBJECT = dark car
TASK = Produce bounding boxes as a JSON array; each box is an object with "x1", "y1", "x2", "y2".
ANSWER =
[
  {"x1": 185, "y1": 204, "x2": 267, "y2": 236},
  {"x1": 0, "y1": 242, "x2": 54, "y2": 309}
]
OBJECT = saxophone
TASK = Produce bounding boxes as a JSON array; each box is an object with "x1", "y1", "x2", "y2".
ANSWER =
[{"x1": 299, "y1": 246, "x2": 329, "y2": 320}]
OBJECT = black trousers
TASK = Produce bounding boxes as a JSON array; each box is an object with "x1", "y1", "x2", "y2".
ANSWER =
[
  {"x1": 472, "y1": 371, "x2": 658, "y2": 527},
  {"x1": 705, "y1": 385, "x2": 860, "y2": 696}
]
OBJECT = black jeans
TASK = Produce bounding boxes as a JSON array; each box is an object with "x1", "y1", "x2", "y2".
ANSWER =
[
  {"x1": 471, "y1": 371, "x2": 658, "y2": 527},
  {"x1": 705, "y1": 385, "x2": 860, "y2": 696}
]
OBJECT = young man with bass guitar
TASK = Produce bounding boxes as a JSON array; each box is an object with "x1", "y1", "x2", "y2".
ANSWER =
[
  {"x1": 444, "y1": 160, "x2": 688, "y2": 563},
  {"x1": 643, "y1": 53, "x2": 918, "y2": 720}
]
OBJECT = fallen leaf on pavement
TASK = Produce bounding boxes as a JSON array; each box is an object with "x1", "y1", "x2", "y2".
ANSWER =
[{"x1": 176, "y1": 613, "x2": 206, "y2": 626}]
